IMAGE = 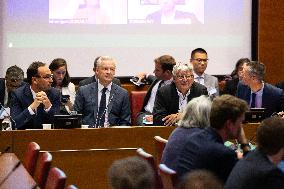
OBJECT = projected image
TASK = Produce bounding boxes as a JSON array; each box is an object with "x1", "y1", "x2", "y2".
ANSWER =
[
  {"x1": 128, "y1": 0, "x2": 204, "y2": 24},
  {"x1": 49, "y1": 0, "x2": 128, "y2": 24}
]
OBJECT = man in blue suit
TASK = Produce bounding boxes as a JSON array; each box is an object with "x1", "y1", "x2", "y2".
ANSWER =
[
  {"x1": 236, "y1": 61, "x2": 284, "y2": 117},
  {"x1": 225, "y1": 116, "x2": 284, "y2": 189},
  {"x1": 74, "y1": 56, "x2": 131, "y2": 127},
  {"x1": 11, "y1": 62, "x2": 60, "y2": 130}
]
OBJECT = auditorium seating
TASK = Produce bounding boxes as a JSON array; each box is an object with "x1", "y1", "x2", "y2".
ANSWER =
[
  {"x1": 23, "y1": 141, "x2": 40, "y2": 176},
  {"x1": 154, "y1": 136, "x2": 168, "y2": 165},
  {"x1": 33, "y1": 151, "x2": 53, "y2": 188},
  {"x1": 159, "y1": 164, "x2": 177, "y2": 189},
  {"x1": 45, "y1": 167, "x2": 67, "y2": 189},
  {"x1": 130, "y1": 91, "x2": 147, "y2": 124}
]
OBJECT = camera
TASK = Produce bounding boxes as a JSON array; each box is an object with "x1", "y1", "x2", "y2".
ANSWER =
[{"x1": 61, "y1": 95, "x2": 70, "y2": 103}]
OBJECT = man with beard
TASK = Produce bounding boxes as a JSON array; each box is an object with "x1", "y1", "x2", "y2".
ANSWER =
[{"x1": 11, "y1": 62, "x2": 60, "y2": 129}]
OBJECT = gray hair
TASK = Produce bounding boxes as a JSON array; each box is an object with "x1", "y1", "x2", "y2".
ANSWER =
[
  {"x1": 178, "y1": 95, "x2": 212, "y2": 128},
  {"x1": 172, "y1": 63, "x2": 193, "y2": 77},
  {"x1": 246, "y1": 61, "x2": 265, "y2": 81},
  {"x1": 97, "y1": 55, "x2": 117, "y2": 69}
]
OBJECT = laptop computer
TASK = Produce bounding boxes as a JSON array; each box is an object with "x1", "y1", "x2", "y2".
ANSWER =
[
  {"x1": 244, "y1": 108, "x2": 266, "y2": 123},
  {"x1": 53, "y1": 114, "x2": 82, "y2": 129}
]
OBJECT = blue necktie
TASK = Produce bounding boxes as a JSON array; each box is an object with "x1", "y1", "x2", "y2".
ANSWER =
[
  {"x1": 98, "y1": 88, "x2": 107, "y2": 127},
  {"x1": 251, "y1": 93, "x2": 256, "y2": 108}
]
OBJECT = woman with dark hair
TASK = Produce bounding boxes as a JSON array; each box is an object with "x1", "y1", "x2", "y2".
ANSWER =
[
  {"x1": 49, "y1": 58, "x2": 76, "y2": 114},
  {"x1": 222, "y1": 58, "x2": 250, "y2": 96}
]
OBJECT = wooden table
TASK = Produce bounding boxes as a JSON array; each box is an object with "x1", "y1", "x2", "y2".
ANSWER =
[{"x1": 0, "y1": 153, "x2": 37, "y2": 189}]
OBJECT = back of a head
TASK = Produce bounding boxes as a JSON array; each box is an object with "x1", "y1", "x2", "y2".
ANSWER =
[
  {"x1": 5, "y1": 65, "x2": 24, "y2": 81},
  {"x1": 154, "y1": 54, "x2": 176, "y2": 72},
  {"x1": 178, "y1": 95, "x2": 212, "y2": 128},
  {"x1": 210, "y1": 94, "x2": 248, "y2": 130},
  {"x1": 108, "y1": 156, "x2": 155, "y2": 189},
  {"x1": 178, "y1": 170, "x2": 223, "y2": 189},
  {"x1": 257, "y1": 116, "x2": 284, "y2": 155}
]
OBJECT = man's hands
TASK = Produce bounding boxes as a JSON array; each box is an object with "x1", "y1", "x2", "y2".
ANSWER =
[
  {"x1": 162, "y1": 113, "x2": 182, "y2": 126},
  {"x1": 30, "y1": 91, "x2": 52, "y2": 111}
]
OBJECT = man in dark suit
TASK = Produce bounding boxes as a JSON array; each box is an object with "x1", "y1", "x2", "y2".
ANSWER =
[
  {"x1": 74, "y1": 56, "x2": 131, "y2": 127},
  {"x1": 236, "y1": 61, "x2": 284, "y2": 117},
  {"x1": 146, "y1": 0, "x2": 200, "y2": 24},
  {"x1": 0, "y1": 65, "x2": 25, "y2": 107},
  {"x1": 225, "y1": 117, "x2": 284, "y2": 189},
  {"x1": 10, "y1": 62, "x2": 60, "y2": 130},
  {"x1": 136, "y1": 55, "x2": 176, "y2": 125},
  {"x1": 176, "y1": 95, "x2": 250, "y2": 183},
  {"x1": 79, "y1": 56, "x2": 121, "y2": 87},
  {"x1": 153, "y1": 63, "x2": 208, "y2": 126}
]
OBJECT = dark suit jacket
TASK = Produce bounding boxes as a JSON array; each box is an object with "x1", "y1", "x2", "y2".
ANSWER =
[
  {"x1": 276, "y1": 81, "x2": 284, "y2": 90},
  {"x1": 74, "y1": 82, "x2": 131, "y2": 126},
  {"x1": 79, "y1": 75, "x2": 121, "y2": 87},
  {"x1": 146, "y1": 10, "x2": 201, "y2": 24},
  {"x1": 222, "y1": 77, "x2": 239, "y2": 96},
  {"x1": 153, "y1": 82, "x2": 208, "y2": 126},
  {"x1": 11, "y1": 84, "x2": 61, "y2": 130},
  {"x1": 0, "y1": 78, "x2": 5, "y2": 105},
  {"x1": 225, "y1": 150, "x2": 284, "y2": 189},
  {"x1": 236, "y1": 82, "x2": 284, "y2": 117}
]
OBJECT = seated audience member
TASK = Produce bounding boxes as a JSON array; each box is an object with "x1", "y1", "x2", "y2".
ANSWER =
[
  {"x1": 0, "y1": 65, "x2": 25, "y2": 107},
  {"x1": 236, "y1": 61, "x2": 284, "y2": 117},
  {"x1": 176, "y1": 95, "x2": 250, "y2": 183},
  {"x1": 276, "y1": 81, "x2": 284, "y2": 90},
  {"x1": 190, "y1": 48, "x2": 219, "y2": 96},
  {"x1": 49, "y1": 58, "x2": 76, "y2": 114},
  {"x1": 161, "y1": 95, "x2": 212, "y2": 170},
  {"x1": 145, "y1": 0, "x2": 200, "y2": 24},
  {"x1": 11, "y1": 62, "x2": 60, "y2": 129},
  {"x1": 225, "y1": 117, "x2": 284, "y2": 189},
  {"x1": 79, "y1": 56, "x2": 121, "y2": 87},
  {"x1": 108, "y1": 156, "x2": 155, "y2": 189},
  {"x1": 153, "y1": 63, "x2": 208, "y2": 126},
  {"x1": 222, "y1": 58, "x2": 250, "y2": 96},
  {"x1": 136, "y1": 55, "x2": 176, "y2": 125},
  {"x1": 178, "y1": 169, "x2": 223, "y2": 189},
  {"x1": 74, "y1": 56, "x2": 131, "y2": 127}
]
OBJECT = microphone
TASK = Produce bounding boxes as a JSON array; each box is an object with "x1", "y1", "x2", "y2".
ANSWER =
[
  {"x1": 94, "y1": 92, "x2": 115, "y2": 128},
  {"x1": 0, "y1": 102, "x2": 16, "y2": 130},
  {"x1": 0, "y1": 161, "x2": 21, "y2": 187}
]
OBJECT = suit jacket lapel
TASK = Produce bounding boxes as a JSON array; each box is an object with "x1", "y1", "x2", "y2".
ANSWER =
[
  {"x1": 24, "y1": 85, "x2": 34, "y2": 106},
  {"x1": 92, "y1": 83, "x2": 99, "y2": 118},
  {"x1": 107, "y1": 84, "x2": 117, "y2": 114}
]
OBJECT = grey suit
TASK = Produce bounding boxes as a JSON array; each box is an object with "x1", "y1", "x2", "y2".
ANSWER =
[
  {"x1": 203, "y1": 73, "x2": 219, "y2": 96},
  {"x1": 74, "y1": 82, "x2": 131, "y2": 127}
]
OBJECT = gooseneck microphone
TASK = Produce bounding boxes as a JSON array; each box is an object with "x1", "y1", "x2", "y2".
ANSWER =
[{"x1": 0, "y1": 102, "x2": 16, "y2": 130}]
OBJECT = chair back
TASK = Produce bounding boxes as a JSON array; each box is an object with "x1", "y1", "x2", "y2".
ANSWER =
[
  {"x1": 33, "y1": 151, "x2": 52, "y2": 188},
  {"x1": 159, "y1": 164, "x2": 177, "y2": 189},
  {"x1": 45, "y1": 167, "x2": 67, "y2": 189},
  {"x1": 65, "y1": 184, "x2": 78, "y2": 189},
  {"x1": 23, "y1": 141, "x2": 40, "y2": 176},
  {"x1": 154, "y1": 136, "x2": 168, "y2": 165},
  {"x1": 136, "y1": 148, "x2": 162, "y2": 189},
  {"x1": 130, "y1": 91, "x2": 147, "y2": 125}
]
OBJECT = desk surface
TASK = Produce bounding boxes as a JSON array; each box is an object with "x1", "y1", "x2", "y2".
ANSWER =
[{"x1": 0, "y1": 153, "x2": 37, "y2": 189}]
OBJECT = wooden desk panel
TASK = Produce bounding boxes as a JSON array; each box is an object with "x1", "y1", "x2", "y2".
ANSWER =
[
  {"x1": 47, "y1": 148, "x2": 138, "y2": 189},
  {"x1": 0, "y1": 153, "x2": 37, "y2": 189},
  {"x1": 12, "y1": 126, "x2": 175, "y2": 161},
  {"x1": 0, "y1": 131, "x2": 13, "y2": 153},
  {"x1": 243, "y1": 123, "x2": 259, "y2": 144}
]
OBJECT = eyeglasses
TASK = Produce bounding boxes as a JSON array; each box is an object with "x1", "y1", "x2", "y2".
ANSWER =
[
  {"x1": 35, "y1": 74, "x2": 53, "y2": 80},
  {"x1": 176, "y1": 75, "x2": 194, "y2": 80},
  {"x1": 192, "y1": 58, "x2": 209, "y2": 63}
]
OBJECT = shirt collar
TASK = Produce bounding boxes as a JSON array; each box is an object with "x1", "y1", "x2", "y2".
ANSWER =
[
  {"x1": 98, "y1": 82, "x2": 112, "y2": 92},
  {"x1": 193, "y1": 72, "x2": 205, "y2": 79}
]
